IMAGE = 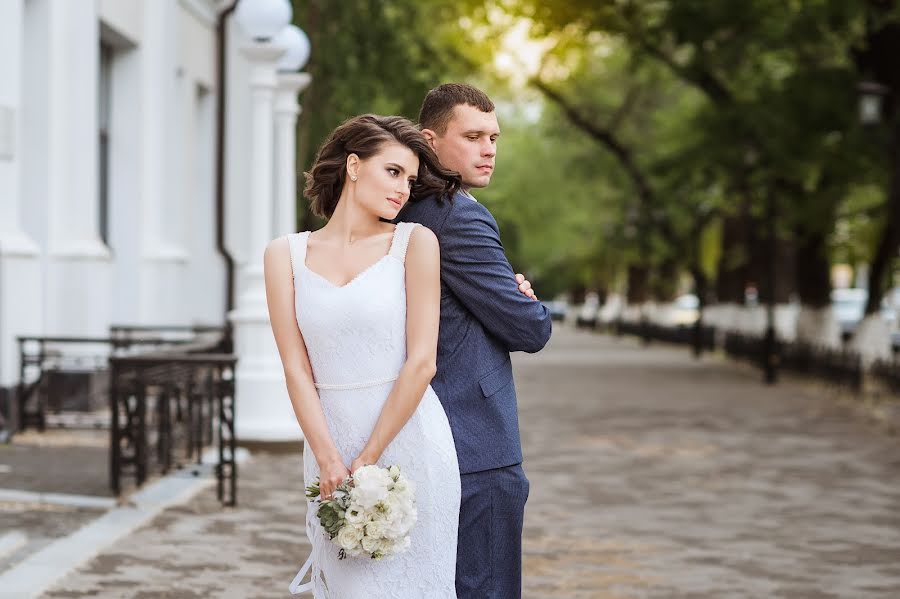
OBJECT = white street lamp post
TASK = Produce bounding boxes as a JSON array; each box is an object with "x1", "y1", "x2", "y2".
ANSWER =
[
  {"x1": 273, "y1": 24, "x2": 311, "y2": 236},
  {"x1": 230, "y1": 0, "x2": 298, "y2": 442},
  {"x1": 274, "y1": 71, "x2": 311, "y2": 237}
]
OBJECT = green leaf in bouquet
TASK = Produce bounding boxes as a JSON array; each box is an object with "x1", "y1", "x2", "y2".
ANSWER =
[{"x1": 305, "y1": 478, "x2": 321, "y2": 499}]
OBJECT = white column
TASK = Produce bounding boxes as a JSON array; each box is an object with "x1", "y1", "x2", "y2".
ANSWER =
[
  {"x1": 0, "y1": 0, "x2": 28, "y2": 245},
  {"x1": 0, "y1": 0, "x2": 41, "y2": 392},
  {"x1": 273, "y1": 72, "x2": 311, "y2": 236},
  {"x1": 230, "y1": 42, "x2": 300, "y2": 442},
  {"x1": 42, "y1": 0, "x2": 111, "y2": 337},
  {"x1": 138, "y1": 0, "x2": 189, "y2": 325},
  {"x1": 47, "y1": 0, "x2": 106, "y2": 257}
]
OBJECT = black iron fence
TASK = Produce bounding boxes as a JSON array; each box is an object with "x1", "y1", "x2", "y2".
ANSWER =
[
  {"x1": 871, "y1": 357, "x2": 900, "y2": 395},
  {"x1": 110, "y1": 324, "x2": 230, "y2": 350},
  {"x1": 723, "y1": 332, "x2": 864, "y2": 391},
  {"x1": 613, "y1": 320, "x2": 716, "y2": 351},
  {"x1": 780, "y1": 341, "x2": 863, "y2": 392},
  {"x1": 608, "y1": 322, "x2": 881, "y2": 394},
  {"x1": 109, "y1": 352, "x2": 237, "y2": 506},
  {"x1": 12, "y1": 326, "x2": 238, "y2": 506},
  {"x1": 15, "y1": 335, "x2": 200, "y2": 432}
]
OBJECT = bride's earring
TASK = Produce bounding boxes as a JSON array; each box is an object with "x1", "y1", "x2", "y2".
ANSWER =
[{"x1": 350, "y1": 175, "x2": 358, "y2": 181}]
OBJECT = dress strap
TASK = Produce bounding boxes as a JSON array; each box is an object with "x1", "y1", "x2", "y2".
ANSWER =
[
  {"x1": 388, "y1": 222, "x2": 420, "y2": 263},
  {"x1": 286, "y1": 232, "x2": 311, "y2": 280}
]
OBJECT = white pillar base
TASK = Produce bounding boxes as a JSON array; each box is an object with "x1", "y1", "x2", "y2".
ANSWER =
[
  {"x1": 229, "y1": 307, "x2": 303, "y2": 442},
  {"x1": 0, "y1": 233, "x2": 41, "y2": 388}
]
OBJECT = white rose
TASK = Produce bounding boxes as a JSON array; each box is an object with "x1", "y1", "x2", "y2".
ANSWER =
[
  {"x1": 336, "y1": 525, "x2": 363, "y2": 551},
  {"x1": 391, "y1": 477, "x2": 408, "y2": 494},
  {"x1": 361, "y1": 534, "x2": 380, "y2": 554},
  {"x1": 365, "y1": 520, "x2": 384, "y2": 539},
  {"x1": 383, "y1": 493, "x2": 402, "y2": 513},
  {"x1": 383, "y1": 518, "x2": 406, "y2": 540}
]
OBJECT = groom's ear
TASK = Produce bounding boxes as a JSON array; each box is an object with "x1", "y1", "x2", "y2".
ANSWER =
[{"x1": 420, "y1": 128, "x2": 437, "y2": 149}]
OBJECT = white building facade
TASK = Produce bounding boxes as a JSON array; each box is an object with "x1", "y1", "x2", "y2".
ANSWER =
[{"x1": 0, "y1": 0, "x2": 306, "y2": 440}]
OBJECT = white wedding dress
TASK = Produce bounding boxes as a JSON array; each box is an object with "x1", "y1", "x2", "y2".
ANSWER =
[{"x1": 286, "y1": 222, "x2": 460, "y2": 598}]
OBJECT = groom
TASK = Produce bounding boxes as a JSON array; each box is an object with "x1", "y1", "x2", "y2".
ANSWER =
[{"x1": 396, "y1": 83, "x2": 552, "y2": 598}]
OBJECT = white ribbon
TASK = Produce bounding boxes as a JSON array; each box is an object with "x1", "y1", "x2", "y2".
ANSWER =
[{"x1": 288, "y1": 554, "x2": 314, "y2": 594}]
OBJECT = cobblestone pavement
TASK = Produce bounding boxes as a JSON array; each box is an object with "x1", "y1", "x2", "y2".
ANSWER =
[
  {"x1": 37, "y1": 327, "x2": 900, "y2": 598},
  {"x1": 0, "y1": 429, "x2": 110, "y2": 496},
  {"x1": 0, "y1": 429, "x2": 111, "y2": 573}
]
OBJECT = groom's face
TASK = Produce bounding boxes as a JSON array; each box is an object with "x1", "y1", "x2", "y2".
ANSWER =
[{"x1": 426, "y1": 104, "x2": 500, "y2": 190}]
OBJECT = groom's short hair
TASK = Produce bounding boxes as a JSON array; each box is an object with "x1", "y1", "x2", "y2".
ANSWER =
[{"x1": 419, "y1": 83, "x2": 495, "y2": 135}]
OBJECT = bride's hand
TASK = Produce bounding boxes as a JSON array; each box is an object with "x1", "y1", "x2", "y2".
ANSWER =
[
  {"x1": 350, "y1": 453, "x2": 378, "y2": 474},
  {"x1": 318, "y1": 458, "x2": 350, "y2": 500}
]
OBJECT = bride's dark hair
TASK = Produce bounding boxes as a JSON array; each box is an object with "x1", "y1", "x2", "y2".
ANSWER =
[{"x1": 304, "y1": 114, "x2": 461, "y2": 219}]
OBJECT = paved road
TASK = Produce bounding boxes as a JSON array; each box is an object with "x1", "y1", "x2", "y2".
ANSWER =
[{"x1": 39, "y1": 327, "x2": 900, "y2": 598}]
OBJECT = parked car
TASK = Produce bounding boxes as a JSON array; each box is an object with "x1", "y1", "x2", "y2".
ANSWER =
[
  {"x1": 541, "y1": 298, "x2": 569, "y2": 322},
  {"x1": 832, "y1": 288, "x2": 868, "y2": 339},
  {"x1": 575, "y1": 293, "x2": 601, "y2": 329},
  {"x1": 665, "y1": 294, "x2": 700, "y2": 326},
  {"x1": 831, "y1": 287, "x2": 897, "y2": 342}
]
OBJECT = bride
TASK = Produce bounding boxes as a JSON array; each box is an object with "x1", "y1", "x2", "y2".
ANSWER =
[{"x1": 264, "y1": 114, "x2": 462, "y2": 597}]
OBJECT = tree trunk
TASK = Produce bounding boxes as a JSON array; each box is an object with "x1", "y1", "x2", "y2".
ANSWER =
[
  {"x1": 627, "y1": 264, "x2": 650, "y2": 304},
  {"x1": 715, "y1": 211, "x2": 750, "y2": 304},
  {"x1": 690, "y1": 266, "x2": 709, "y2": 357},
  {"x1": 864, "y1": 120, "x2": 900, "y2": 316},
  {"x1": 651, "y1": 258, "x2": 679, "y2": 302},
  {"x1": 794, "y1": 230, "x2": 832, "y2": 308}
]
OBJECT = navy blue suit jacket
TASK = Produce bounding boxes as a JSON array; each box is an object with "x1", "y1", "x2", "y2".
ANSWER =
[{"x1": 397, "y1": 191, "x2": 552, "y2": 474}]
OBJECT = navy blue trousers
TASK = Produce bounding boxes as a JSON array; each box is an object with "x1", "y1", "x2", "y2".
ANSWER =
[{"x1": 456, "y1": 463, "x2": 530, "y2": 599}]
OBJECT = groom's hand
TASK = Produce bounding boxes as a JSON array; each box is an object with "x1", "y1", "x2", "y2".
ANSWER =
[{"x1": 515, "y1": 273, "x2": 538, "y2": 301}]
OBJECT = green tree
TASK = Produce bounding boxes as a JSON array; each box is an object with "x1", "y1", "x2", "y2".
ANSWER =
[{"x1": 291, "y1": 0, "x2": 472, "y2": 230}]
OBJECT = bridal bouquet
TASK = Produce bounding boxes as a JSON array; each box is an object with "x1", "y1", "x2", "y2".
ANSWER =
[{"x1": 306, "y1": 464, "x2": 417, "y2": 560}]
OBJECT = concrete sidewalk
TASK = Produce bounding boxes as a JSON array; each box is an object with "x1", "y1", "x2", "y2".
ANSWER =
[{"x1": 8, "y1": 326, "x2": 900, "y2": 598}]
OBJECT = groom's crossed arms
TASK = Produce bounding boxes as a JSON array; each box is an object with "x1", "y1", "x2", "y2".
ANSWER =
[{"x1": 433, "y1": 196, "x2": 552, "y2": 354}]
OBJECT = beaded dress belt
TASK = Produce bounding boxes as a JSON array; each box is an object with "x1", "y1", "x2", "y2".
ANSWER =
[{"x1": 313, "y1": 374, "x2": 399, "y2": 390}]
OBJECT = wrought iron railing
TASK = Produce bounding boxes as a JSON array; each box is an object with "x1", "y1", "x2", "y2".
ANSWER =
[
  {"x1": 15, "y1": 335, "x2": 199, "y2": 433},
  {"x1": 723, "y1": 331, "x2": 767, "y2": 366},
  {"x1": 13, "y1": 328, "x2": 238, "y2": 506},
  {"x1": 870, "y1": 357, "x2": 900, "y2": 396},
  {"x1": 613, "y1": 320, "x2": 716, "y2": 351},
  {"x1": 110, "y1": 324, "x2": 229, "y2": 348},
  {"x1": 724, "y1": 332, "x2": 863, "y2": 391},
  {"x1": 109, "y1": 351, "x2": 238, "y2": 506},
  {"x1": 780, "y1": 341, "x2": 863, "y2": 392}
]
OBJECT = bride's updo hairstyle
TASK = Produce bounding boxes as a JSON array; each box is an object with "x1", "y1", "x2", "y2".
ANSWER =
[{"x1": 304, "y1": 114, "x2": 461, "y2": 219}]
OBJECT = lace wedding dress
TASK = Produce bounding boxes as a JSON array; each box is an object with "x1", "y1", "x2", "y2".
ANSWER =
[{"x1": 286, "y1": 222, "x2": 460, "y2": 598}]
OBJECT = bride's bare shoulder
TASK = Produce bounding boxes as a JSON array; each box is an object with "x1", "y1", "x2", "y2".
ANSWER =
[
  {"x1": 264, "y1": 235, "x2": 294, "y2": 278},
  {"x1": 406, "y1": 225, "x2": 439, "y2": 261}
]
